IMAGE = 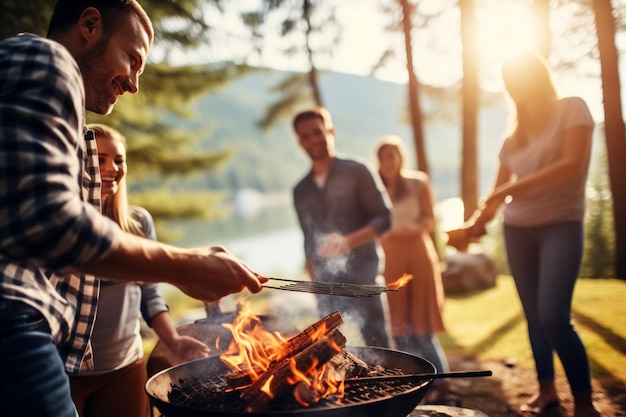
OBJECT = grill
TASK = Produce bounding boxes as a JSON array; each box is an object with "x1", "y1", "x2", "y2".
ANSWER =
[{"x1": 146, "y1": 346, "x2": 436, "y2": 417}]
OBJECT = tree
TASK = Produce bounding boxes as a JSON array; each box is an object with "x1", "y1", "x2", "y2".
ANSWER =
[
  {"x1": 242, "y1": 0, "x2": 340, "y2": 130},
  {"x1": 459, "y1": 0, "x2": 479, "y2": 219},
  {"x1": 592, "y1": 0, "x2": 626, "y2": 278},
  {"x1": 400, "y1": 0, "x2": 429, "y2": 174},
  {"x1": 2, "y1": 0, "x2": 252, "y2": 240}
]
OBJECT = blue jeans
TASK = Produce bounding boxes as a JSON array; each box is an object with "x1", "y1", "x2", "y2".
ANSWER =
[
  {"x1": 0, "y1": 299, "x2": 78, "y2": 417},
  {"x1": 395, "y1": 333, "x2": 449, "y2": 373},
  {"x1": 504, "y1": 222, "x2": 592, "y2": 395}
]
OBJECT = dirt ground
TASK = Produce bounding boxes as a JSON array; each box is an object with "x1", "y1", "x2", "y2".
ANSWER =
[{"x1": 441, "y1": 356, "x2": 626, "y2": 417}]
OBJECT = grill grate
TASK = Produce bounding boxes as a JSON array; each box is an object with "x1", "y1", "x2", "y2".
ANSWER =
[
  {"x1": 166, "y1": 366, "x2": 423, "y2": 412},
  {"x1": 262, "y1": 278, "x2": 397, "y2": 298}
]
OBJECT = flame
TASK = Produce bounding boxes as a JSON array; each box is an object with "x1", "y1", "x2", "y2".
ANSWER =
[
  {"x1": 386, "y1": 273, "x2": 414, "y2": 290},
  {"x1": 260, "y1": 375, "x2": 275, "y2": 399},
  {"x1": 220, "y1": 299, "x2": 289, "y2": 381},
  {"x1": 288, "y1": 357, "x2": 345, "y2": 407},
  {"x1": 219, "y1": 300, "x2": 346, "y2": 406}
]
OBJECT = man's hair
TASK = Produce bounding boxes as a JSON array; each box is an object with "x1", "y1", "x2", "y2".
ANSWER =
[
  {"x1": 46, "y1": 0, "x2": 153, "y2": 44},
  {"x1": 292, "y1": 106, "x2": 333, "y2": 132}
]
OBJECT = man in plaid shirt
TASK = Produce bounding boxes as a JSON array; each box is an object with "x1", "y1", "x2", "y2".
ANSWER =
[{"x1": 0, "y1": 2, "x2": 265, "y2": 416}]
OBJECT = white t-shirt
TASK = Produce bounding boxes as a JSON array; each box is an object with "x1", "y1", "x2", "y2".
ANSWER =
[{"x1": 499, "y1": 96, "x2": 594, "y2": 227}]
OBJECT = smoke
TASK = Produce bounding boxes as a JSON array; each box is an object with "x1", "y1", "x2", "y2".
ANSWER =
[{"x1": 313, "y1": 232, "x2": 349, "y2": 275}]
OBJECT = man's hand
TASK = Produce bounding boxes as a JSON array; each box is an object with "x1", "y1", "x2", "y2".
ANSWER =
[{"x1": 171, "y1": 245, "x2": 268, "y2": 303}]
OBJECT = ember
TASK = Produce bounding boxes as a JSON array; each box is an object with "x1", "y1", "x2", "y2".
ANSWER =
[{"x1": 387, "y1": 273, "x2": 414, "y2": 290}]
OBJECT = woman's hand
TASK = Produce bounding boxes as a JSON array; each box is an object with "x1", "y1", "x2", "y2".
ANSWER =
[{"x1": 169, "y1": 335, "x2": 212, "y2": 363}]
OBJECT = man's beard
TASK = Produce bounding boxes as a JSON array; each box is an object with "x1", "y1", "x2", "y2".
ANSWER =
[{"x1": 77, "y1": 39, "x2": 115, "y2": 115}]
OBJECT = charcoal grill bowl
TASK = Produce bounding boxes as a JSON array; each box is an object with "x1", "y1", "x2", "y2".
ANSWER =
[{"x1": 146, "y1": 346, "x2": 436, "y2": 417}]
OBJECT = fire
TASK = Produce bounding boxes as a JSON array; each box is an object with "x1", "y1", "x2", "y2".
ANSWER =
[
  {"x1": 219, "y1": 300, "x2": 345, "y2": 406},
  {"x1": 386, "y1": 273, "x2": 414, "y2": 290},
  {"x1": 220, "y1": 300, "x2": 289, "y2": 381},
  {"x1": 289, "y1": 357, "x2": 345, "y2": 406}
]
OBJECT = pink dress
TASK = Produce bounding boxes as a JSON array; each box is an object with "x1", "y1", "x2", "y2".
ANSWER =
[{"x1": 380, "y1": 172, "x2": 445, "y2": 337}]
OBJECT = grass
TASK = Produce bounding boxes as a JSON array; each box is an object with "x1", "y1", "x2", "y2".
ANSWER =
[{"x1": 441, "y1": 275, "x2": 626, "y2": 386}]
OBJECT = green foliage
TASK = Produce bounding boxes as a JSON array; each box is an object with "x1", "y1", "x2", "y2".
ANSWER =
[
  {"x1": 242, "y1": 0, "x2": 341, "y2": 127},
  {"x1": 256, "y1": 72, "x2": 317, "y2": 130},
  {"x1": 2, "y1": 0, "x2": 254, "y2": 237},
  {"x1": 581, "y1": 137, "x2": 616, "y2": 278},
  {"x1": 0, "y1": 0, "x2": 53, "y2": 38}
]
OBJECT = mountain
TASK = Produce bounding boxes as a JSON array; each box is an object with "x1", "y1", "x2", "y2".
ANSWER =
[{"x1": 177, "y1": 68, "x2": 509, "y2": 202}]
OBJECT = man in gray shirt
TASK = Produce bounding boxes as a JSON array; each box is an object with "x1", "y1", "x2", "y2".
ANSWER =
[{"x1": 292, "y1": 107, "x2": 391, "y2": 347}]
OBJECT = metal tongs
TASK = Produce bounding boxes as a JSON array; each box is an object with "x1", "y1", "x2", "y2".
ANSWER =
[{"x1": 262, "y1": 274, "x2": 413, "y2": 298}]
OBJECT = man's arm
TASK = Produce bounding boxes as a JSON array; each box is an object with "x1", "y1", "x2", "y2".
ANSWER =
[{"x1": 79, "y1": 232, "x2": 264, "y2": 303}]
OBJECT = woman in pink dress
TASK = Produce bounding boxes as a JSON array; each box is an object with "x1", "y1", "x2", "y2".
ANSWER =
[{"x1": 376, "y1": 135, "x2": 456, "y2": 405}]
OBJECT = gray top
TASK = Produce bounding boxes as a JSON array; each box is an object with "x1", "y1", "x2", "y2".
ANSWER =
[
  {"x1": 87, "y1": 206, "x2": 168, "y2": 374},
  {"x1": 500, "y1": 97, "x2": 594, "y2": 227}
]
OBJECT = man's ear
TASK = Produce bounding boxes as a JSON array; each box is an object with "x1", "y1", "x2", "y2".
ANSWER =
[{"x1": 78, "y1": 7, "x2": 103, "y2": 43}]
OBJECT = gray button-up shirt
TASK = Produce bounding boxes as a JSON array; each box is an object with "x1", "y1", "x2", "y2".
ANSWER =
[{"x1": 293, "y1": 157, "x2": 391, "y2": 284}]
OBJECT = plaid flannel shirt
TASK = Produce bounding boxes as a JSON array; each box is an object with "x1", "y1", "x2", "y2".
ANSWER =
[{"x1": 0, "y1": 34, "x2": 121, "y2": 374}]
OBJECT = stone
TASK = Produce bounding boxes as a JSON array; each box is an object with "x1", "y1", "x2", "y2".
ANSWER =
[
  {"x1": 441, "y1": 251, "x2": 497, "y2": 294},
  {"x1": 410, "y1": 405, "x2": 490, "y2": 416}
]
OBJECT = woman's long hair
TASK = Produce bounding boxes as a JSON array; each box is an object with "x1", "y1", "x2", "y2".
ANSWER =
[
  {"x1": 375, "y1": 135, "x2": 410, "y2": 201},
  {"x1": 89, "y1": 123, "x2": 144, "y2": 236},
  {"x1": 501, "y1": 50, "x2": 558, "y2": 151}
]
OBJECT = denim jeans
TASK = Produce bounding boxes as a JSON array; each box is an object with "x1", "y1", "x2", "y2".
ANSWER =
[
  {"x1": 0, "y1": 299, "x2": 78, "y2": 417},
  {"x1": 504, "y1": 222, "x2": 592, "y2": 395},
  {"x1": 395, "y1": 333, "x2": 449, "y2": 373}
]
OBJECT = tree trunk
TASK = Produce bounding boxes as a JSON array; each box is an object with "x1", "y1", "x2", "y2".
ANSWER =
[
  {"x1": 400, "y1": 0, "x2": 429, "y2": 174},
  {"x1": 303, "y1": 0, "x2": 324, "y2": 106},
  {"x1": 459, "y1": 0, "x2": 479, "y2": 220},
  {"x1": 592, "y1": 0, "x2": 626, "y2": 279}
]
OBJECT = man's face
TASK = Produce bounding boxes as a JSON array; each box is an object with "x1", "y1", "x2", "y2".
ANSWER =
[
  {"x1": 78, "y1": 14, "x2": 150, "y2": 115},
  {"x1": 295, "y1": 117, "x2": 334, "y2": 161}
]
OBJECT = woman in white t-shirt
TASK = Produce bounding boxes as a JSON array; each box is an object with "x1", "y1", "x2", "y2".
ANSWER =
[
  {"x1": 465, "y1": 51, "x2": 599, "y2": 417},
  {"x1": 68, "y1": 124, "x2": 211, "y2": 417}
]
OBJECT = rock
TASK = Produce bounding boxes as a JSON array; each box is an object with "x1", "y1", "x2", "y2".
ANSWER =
[
  {"x1": 442, "y1": 252, "x2": 497, "y2": 294},
  {"x1": 410, "y1": 405, "x2": 491, "y2": 416}
]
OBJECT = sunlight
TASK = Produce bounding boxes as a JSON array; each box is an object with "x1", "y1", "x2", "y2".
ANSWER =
[
  {"x1": 435, "y1": 197, "x2": 465, "y2": 232},
  {"x1": 475, "y1": 1, "x2": 536, "y2": 91},
  {"x1": 333, "y1": 0, "x2": 538, "y2": 91}
]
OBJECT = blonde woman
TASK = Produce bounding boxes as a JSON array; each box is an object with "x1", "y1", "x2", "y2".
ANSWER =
[
  {"x1": 68, "y1": 124, "x2": 211, "y2": 417},
  {"x1": 465, "y1": 51, "x2": 599, "y2": 417}
]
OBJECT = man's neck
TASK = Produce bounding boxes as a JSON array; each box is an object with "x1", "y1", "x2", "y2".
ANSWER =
[{"x1": 311, "y1": 156, "x2": 334, "y2": 176}]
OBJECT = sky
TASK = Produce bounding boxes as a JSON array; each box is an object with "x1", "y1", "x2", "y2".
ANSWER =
[{"x1": 155, "y1": 0, "x2": 625, "y2": 122}]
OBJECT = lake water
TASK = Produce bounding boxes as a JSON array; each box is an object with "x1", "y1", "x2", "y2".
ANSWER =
[
  {"x1": 168, "y1": 194, "x2": 306, "y2": 278},
  {"x1": 167, "y1": 192, "x2": 465, "y2": 279}
]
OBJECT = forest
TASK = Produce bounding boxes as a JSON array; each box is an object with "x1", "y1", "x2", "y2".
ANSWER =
[{"x1": 2, "y1": 0, "x2": 625, "y2": 277}]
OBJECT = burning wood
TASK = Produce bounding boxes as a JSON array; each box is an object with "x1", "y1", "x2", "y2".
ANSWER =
[
  {"x1": 219, "y1": 306, "x2": 373, "y2": 412},
  {"x1": 222, "y1": 310, "x2": 344, "y2": 389},
  {"x1": 241, "y1": 327, "x2": 347, "y2": 412}
]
